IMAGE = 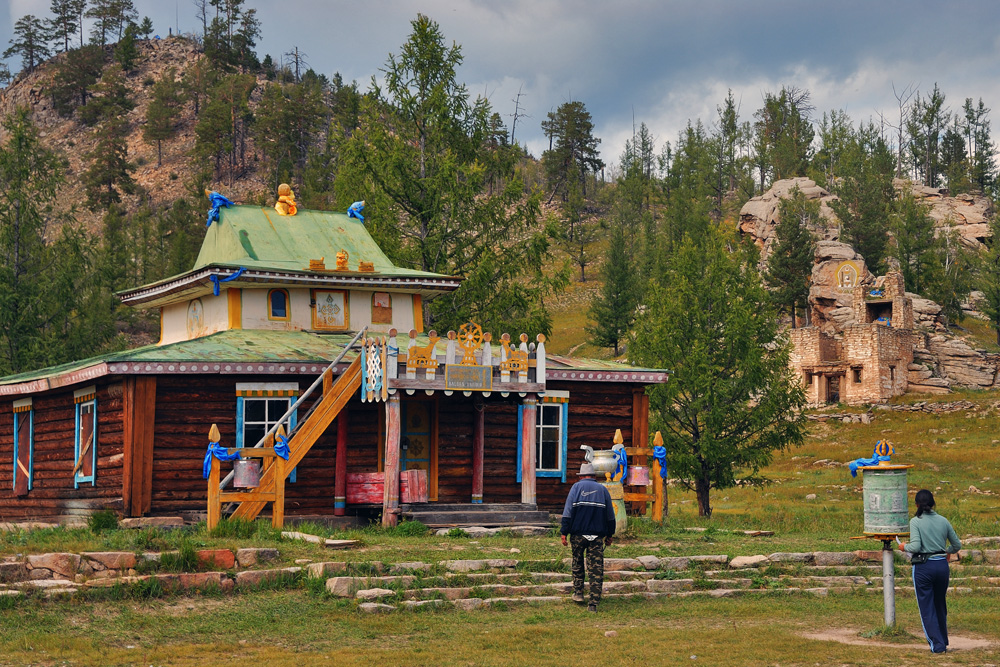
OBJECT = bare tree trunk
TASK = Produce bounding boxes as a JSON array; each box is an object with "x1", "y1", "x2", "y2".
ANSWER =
[{"x1": 695, "y1": 477, "x2": 712, "y2": 517}]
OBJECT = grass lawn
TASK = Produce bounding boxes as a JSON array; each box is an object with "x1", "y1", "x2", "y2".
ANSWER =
[{"x1": 2, "y1": 589, "x2": 999, "y2": 666}]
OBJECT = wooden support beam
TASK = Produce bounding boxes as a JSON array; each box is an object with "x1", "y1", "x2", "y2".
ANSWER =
[
  {"x1": 382, "y1": 392, "x2": 401, "y2": 527},
  {"x1": 334, "y1": 410, "x2": 348, "y2": 516},
  {"x1": 520, "y1": 394, "x2": 537, "y2": 505},
  {"x1": 122, "y1": 375, "x2": 158, "y2": 516},
  {"x1": 471, "y1": 396, "x2": 484, "y2": 503}
]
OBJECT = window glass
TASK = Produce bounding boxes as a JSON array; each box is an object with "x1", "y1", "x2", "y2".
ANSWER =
[
  {"x1": 535, "y1": 404, "x2": 563, "y2": 472},
  {"x1": 76, "y1": 400, "x2": 97, "y2": 484},
  {"x1": 242, "y1": 397, "x2": 291, "y2": 448},
  {"x1": 270, "y1": 290, "x2": 288, "y2": 319}
]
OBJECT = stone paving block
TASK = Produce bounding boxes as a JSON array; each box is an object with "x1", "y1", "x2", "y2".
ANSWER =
[
  {"x1": 356, "y1": 588, "x2": 395, "y2": 601},
  {"x1": 178, "y1": 572, "x2": 227, "y2": 590},
  {"x1": 441, "y1": 560, "x2": 486, "y2": 572},
  {"x1": 26, "y1": 553, "x2": 80, "y2": 579},
  {"x1": 306, "y1": 561, "x2": 347, "y2": 578},
  {"x1": 813, "y1": 551, "x2": 857, "y2": 566},
  {"x1": 805, "y1": 588, "x2": 829, "y2": 596},
  {"x1": 659, "y1": 557, "x2": 690, "y2": 570},
  {"x1": 359, "y1": 602, "x2": 395, "y2": 613},
  {"x1": 390, "y1": 562, "x2": 433, "y2": 574},
  {"x1": 484, "y1": 559, "x2": 517, "y2": 569},
  {"x1": 604, "y1": 558, "x2": 643, "y2": 572},
  {"x1": 401, "y1": 599, "x2": 445, "y2": 609},
  {"x1": 12, "y1": 578, "x2": 78, "y2": 590},
  {"x1": 236, "y1": 548, "x2": 279, "y2": 568},
  {"x1": 604, "y1": 571, "x2": 654, "y2": 581},
  {"x1": 688, "y1": 555, "x2": 729, "y2": 565},
  {"x1": 768, "y1": 552, "x2": 813, "y2": 563},
  {"x1": 645, "y1": 578, "x2": 695, "y2": 593},
  {"x1": 196, "y1": 549, "x2": 235, "y2": 570},
  {"x1": 82, "y1": 552, "x2": 137, "y2": 570},
  {"x1": 636, "y1": 555, "x2": 661, "y2": 571},
  {"x1": 120, "y1": 517, "x2": 184, "y2": 529},
  {"x1": 235, "y1": 567, "x2": 301, "y2": 588},
  {"x1": 0, "y1": 590, "x2": 23, "y2": 597},
  {"x1": 453, "y1": 598, "x2": 487, "y2": 611},
  {"x1": 406, "y1": 586, "x2": 471, "y2": 601},
  {"x1": 984, "y1": 550, "x2": 1000, "y2": 564},
  {"x1": 729, "y1": 555, "x2": 768, "y2": 569},
  {"x1": 325, "y1": 575, "x2": 414, "y2": 597},
  {"x1": 0, "y1": 562, "x2": 27, "y2": 583}
]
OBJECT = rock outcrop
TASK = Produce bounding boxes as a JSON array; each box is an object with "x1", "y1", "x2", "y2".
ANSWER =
[
  {"x1": 900, "y1": 179, "x2": 994, "y2": 248},
  {"x1": 808, "y1": 241, "x2": 872, "y2": 334},
  {"x1": 739, "y1": 178, "x2": 840, "y2": 263}
]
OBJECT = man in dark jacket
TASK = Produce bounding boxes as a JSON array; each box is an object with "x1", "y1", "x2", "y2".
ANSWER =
[{"x1": 561, "y1": 462, "x2": 617, "y2": 611}]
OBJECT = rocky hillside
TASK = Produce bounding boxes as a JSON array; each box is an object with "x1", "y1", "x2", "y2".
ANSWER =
[{"x1": 0, "y1": 36, "x2": 271, "y2": 234}]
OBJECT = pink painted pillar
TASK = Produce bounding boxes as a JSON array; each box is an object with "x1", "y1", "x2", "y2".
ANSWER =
[
  {"x1": 333, "y1": 410, "x2": 348, "y2": 516},
  {"x1": 472, "y1": 397, "x2": 485, "y2": 503},
  {"x1": 382, "y1": 393, "x2": 402, "y2": 527},
  {"x1": 520, "y1": 394, "x2": 537, "y2": 505}
]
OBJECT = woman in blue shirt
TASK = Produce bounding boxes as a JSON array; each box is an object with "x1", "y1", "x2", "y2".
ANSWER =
[{"x1": 898, "y1": 489, "x2": 962, "y2": 654}]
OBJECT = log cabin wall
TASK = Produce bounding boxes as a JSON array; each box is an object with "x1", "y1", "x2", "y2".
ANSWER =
[
  {"x1": 0, "y1": 381, "x2": 126, "y2": 521},
  {"x1": 148, "y1": 374, "x2": 383, "y2": 517}
]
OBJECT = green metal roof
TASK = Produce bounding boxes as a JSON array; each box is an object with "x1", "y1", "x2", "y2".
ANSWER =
[{"x1": 197, "y1": 205, "x2": 444, "y2": 278}]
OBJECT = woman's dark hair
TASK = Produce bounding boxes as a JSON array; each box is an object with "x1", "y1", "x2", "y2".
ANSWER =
[{"x1": 915, "y1": 489, "x2": 935, "y2": 517}]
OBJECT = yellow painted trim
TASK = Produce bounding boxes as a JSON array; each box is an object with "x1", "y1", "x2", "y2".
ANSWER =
[
  {"x1": 235, "y1": 389, "x2": 299, "y2": 397},
  {"x1": 228, "y1": 288, "x2": 243, "y2": 329},
  {"x1": 412, "y1": 294, "x2": 424, "y2": 333},
  {"x1": 310, "y1": 289, "x2": 350, "y2": 331},
  {"x1": 158, "y1": 307, "x2": 164, "y2": 345},
  {"x1": 267, "y1": 288, "x2": 291, "y2": 322}
]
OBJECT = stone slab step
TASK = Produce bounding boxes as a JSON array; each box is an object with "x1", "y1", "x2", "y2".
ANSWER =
[{"x1": 404, "y1": 511, "x2": 551, "y2": 527}]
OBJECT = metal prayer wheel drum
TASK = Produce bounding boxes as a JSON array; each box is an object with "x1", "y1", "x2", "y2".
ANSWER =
[
  {"x1": 627, "y1": 465, "x2": 650, "y2": 486},
  {"x1": 861, "y1": 466, "x2": 910, "y2": 535},
  {"x1": 600, "y1": 481, "x2": 628, "y2": 535},
  {"x1": 590, "y1": 450, "x2": 619, "y2": 481},
  {"x1": 233, "y1": 459, "x2": 261, "y2": 488}
]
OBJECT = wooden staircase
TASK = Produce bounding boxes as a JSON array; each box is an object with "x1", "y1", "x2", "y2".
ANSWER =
[{"x1": 230, "y1": 356, "x2": 362, "y2": 521}]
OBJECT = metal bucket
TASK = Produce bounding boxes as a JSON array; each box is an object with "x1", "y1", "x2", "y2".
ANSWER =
[
  {"x1": 233, "y1": 459, "x2": 261, "y2": 488},
  {"x1": 862, "y1": 467, "x2": 909, "y2": 534},
  {"x1": 600, "y1": 481, "x2": 628, "y2": 535},
  {"x1": 627, "y1": 465, "x2": 650, "y2": 486}
]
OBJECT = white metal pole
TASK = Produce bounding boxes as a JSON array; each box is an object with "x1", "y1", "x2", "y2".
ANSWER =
[{"x1": 882, "y1": 541, "x2": 896, "y2": 627}]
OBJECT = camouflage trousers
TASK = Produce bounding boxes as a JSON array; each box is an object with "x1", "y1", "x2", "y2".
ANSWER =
[{"x1": 570, "y1": 535, "x2": 606, "y2": 605}]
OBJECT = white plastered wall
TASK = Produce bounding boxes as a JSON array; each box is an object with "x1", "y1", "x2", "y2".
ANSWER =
[{"x1": 160, "y1": 293, "x2": 230, "y2": 345}]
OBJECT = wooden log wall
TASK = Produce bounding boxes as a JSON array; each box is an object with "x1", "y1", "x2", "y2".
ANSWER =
[
  {"x1": 0, "y1": 382, "x2": 126, "y2": 521},
  {"x1": 149, "y1": 375, "x2": 382, "y2": 516}
]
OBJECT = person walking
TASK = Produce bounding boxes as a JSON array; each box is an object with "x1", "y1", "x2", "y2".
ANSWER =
[
  {"x1": 898, "y1": 489, "x2": 962, "y2": 654},
  {"x1": 561, "y1": 462, "x2": 617, "y2": 612}
]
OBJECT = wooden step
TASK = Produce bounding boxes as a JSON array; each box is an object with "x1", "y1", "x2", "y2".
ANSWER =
[{"x1": 401, "y1": 510, "x2": 551, "y2": 527}]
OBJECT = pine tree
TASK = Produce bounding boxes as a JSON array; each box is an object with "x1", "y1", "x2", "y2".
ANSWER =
[
  {"x1": 114, "y1": 24, "x2": 139, "y2": 71},
  {"x1": 753, "y1": 87, "x2": 814, "y2": 184},
  {"x1": 139, "y1": 17, "x2": 154, "y2": 39},
  {"x1": 541, "y1": 100, "x2": 604, "y2": 202},
  {"x1": 86, "y1": 0, "x2": 117, "y2": 46},
  {"x1": 630, "y1": 227, "x2": 806, "y2": 517},
  {"x1": 0, "y1": 108, "x2": 64, "y2": 374},
  {"x1": 908, "y1": 84, "x2": 949, "y2": 187},
  {"x1": 49, "y1": 44, "x2": 105, "y2": 116},
  {"x1": 0, "y1": 61, "x2": 11, "y2": 86},
  {"x1": 4, "y1": 15, "x2": 52, "y2": 74},
  {"x1": 79, "y1": 63, "x2": 135, "y2": 126},
  {"x1": 766, "y1": 186, "x2": 818, "y2": 326},
  {"x1": 588, "y1": 226, "x2": 639, "y2": 356},
  {"x1": 143, "y1": 68, "x2": 185, "y2": 166},
  {"x1": 47, "y1": 0, "x2": 86, "y2": 53},
  {"x1": 82, "y1": 67, "x2": 136, "y2": 210},
  {"x1": 888, "y1": 192, "x2": 937, "y2": 295},
  {"x1": 194, "y1": 73, "x2": 256, "y2": 184}
]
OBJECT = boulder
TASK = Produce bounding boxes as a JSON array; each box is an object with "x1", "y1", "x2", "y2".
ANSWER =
[
  {"x1": 26, "y1": 553, "x2": 80, "y2": 579},
  {"x1": 235, "y1": 548, "x2": 279, "y2": 568},
  {"x1": 389, "y1": 561, "x2": 433, "y2": 574},
  {"x1": 235, "y1": 566, "x2": 300, "y2": 588},
  {"x1": 739, "y1": 178, "x2": 840, "y2": 264},
  {"x1": 636, "y1": 555, "x2": 661, "y2": 571},
  {"x1": 603, "y1": 558, "x2": 643, "y2": 572}
]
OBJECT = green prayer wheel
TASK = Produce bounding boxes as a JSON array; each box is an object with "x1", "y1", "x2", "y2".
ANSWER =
[
  {"x1": 601, "y1": 481, "x2": 628, "y2": 535},
  {"x1": 860, "y1": 465, "x2": 911, "y2": 535}
]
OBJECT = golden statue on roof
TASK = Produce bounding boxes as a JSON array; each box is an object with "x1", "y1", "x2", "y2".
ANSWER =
[{"x1": 274, "y1": 183, "x2": 298, "y2": 216}]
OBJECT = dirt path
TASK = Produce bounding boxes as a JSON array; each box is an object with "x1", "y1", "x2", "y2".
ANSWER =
[{"x1": 802, "y1": 627, "x2": 995, "y2": 651}]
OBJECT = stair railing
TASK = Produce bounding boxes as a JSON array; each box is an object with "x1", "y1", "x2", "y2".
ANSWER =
[{"x1": 219, "y1": 326, "x2": 368, "y2": 491}]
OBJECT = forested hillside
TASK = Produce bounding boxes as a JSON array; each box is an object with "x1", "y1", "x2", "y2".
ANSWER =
[{"x1": 1, "y1": 1, "x2": 998, "y2": 377}]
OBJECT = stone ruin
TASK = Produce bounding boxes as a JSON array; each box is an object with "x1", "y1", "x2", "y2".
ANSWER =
[
  {"x1": 791, "y1": 271, "x2": 914, "y2": 405},
  {"x1": 740, "y1": 178, "x2": 1000, "y2": 402}
]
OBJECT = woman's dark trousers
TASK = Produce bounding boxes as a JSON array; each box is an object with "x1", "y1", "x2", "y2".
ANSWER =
[{"x1": 913, "y1": 559, "x2": 949, "y2": 652}]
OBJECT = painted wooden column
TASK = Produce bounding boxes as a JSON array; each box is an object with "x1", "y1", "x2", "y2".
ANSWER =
[
  {"x1": 333, "y1": 409, "x2": 349, "y2": 516},
  {"x1": 471, "y1": 396, "x2": 485, "y2": 503},
  {"x1": 382, "y1": 393, "x2": 402, "y2": 527},
  {"x1": 520, "y1": 394, "x2": 537, "y2": 505}
]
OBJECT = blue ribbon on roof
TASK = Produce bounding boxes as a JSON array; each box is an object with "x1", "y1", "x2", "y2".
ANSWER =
[
  {"x1": 652, "y1": 444, "x2": 668, "y2": 480},
  {"x1": 614, "y1": 447, "x2": 628, "y2": 485},
  {"x1": 210, "y1": 267, "x2": 245, "y2": 296},
  {"x1": 203, "y1": 441, "x2": 241, "y2": 479},
  {"x1": 347, "y1": 201, "x2": 365, "y2": 222},
  {"x1": 274, "y1": 434, "x2": 290, "y2": 461},
  {"x1": 206, "y1": 191, "x2": 234, "y2": 227},
  {"x1": 848, "y1": 440, "x2": 893, "y2": 477}
]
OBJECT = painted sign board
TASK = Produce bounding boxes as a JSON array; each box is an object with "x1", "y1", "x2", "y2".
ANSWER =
[{"x1": 444, "y1": 365, "x2": 493, "y2": 391}]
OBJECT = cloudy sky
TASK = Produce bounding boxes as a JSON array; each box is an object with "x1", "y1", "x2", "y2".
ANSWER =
[{"x1": 4, "y1": 0, "x2": 1000, "y2": 167}]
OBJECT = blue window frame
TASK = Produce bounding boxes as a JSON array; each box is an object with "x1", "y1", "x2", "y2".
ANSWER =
[
  {"x1": 237, "y1": 396, "x2": 298, "y2": 483},
  {"x1": 13, "y1": 405, "x2": 33, "y2": 493},
  {"x1": 74, "y1": 399, "x2": 98, "y2": 488},
  {"x1": 516, "y1": 396, "x2": 569, "y2": 483}
]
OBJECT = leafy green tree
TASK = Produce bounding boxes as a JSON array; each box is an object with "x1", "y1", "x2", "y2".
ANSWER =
[
  {"x1": 4, "y1": 15, "x2": 51, "y2": 74},
  {"x1": 811, "y1": 109, "x2": 853, "y2": 185},
  {"x1": 588, "y1": 225, "x2": 640, "y2": 355},
  {"x1": 114, "y1": 24, "x2": 139, "y2": 71},
  {"x1": 923, "y1": 226, "x2": 974, "y2": 324},
  {"x1": 337, "y1": 14, "x2": 565, "y2": 333},
  {"x1": 49, "y1": 44, "x2": 105, "y2": 115},
  {"x1": 977, "y1": 214, "x2": 1000, "y2": 345},
  {"x1": 661, "y1": 121, "x2": 716, "y2": 246},
  {"x1": 194, "y1": 73, "x2": 256, "y2": 184},
  {"x1": 830, "y1": 123, "x2": 895, "y2": 271},
  {"x1": 143, "y1": 67, "x2": 185, "y2": 166},
  {"x1": 139, "y1": 16, "x2": 154, "y2": 39},
  {"x1": 630, "y1": 228, "x2": 805, "y2": 517},
  {"x1": 0, "y1": 108, "x2": 64, "y2": 373},
  {"x1": 766, "y1": 186, "x2": 818, "y2": 327},
  {"x1": 753, "y1": 87, "x2": 814, "y2": 184},
  {"x1": 888, "y1": 192, "x2": 937, "y2": 294},
  {"x1": 908, "y1": 83, "x2": 949, "y2": 187},
  {"x1": 47, "y1": 0, "x2": 87, "y2": 53},
  {"x1": 541, "y1": 100, "x2": 604, "y2": 204}
]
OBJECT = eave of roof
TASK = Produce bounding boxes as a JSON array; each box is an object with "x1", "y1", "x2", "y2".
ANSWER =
[{"x1": 0, "y1": 330, "x2": 668, "y2": 398}]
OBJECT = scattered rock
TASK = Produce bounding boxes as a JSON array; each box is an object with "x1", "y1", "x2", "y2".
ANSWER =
[
  {"x1": 805, "y1": 494, "x2": 817, "y2": 500},
  {"x1": 605, "y1": 631, "x2": 618, "y2": 638},
  {"x1": 236, "y1": 548, "x2": 279, "y2": 568},
  {"x1": 119, "y1": 517, "x2": 184, "y2": 529},
  {"x1": 729, "y1": 555, "x2": 768, "y2": 569},
  {"x1": 453, "y1": 597, "x2": 487, "y2": 611},
  {"x1": 356, "y1": 588, "x2": 395, "y2": 601},
  {"x1": 440, "y1": 560, "x2": 486, "y2": 572},
  {"x1": 358, "y1": 602, "x2": 395, "y2": 614}
]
